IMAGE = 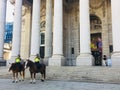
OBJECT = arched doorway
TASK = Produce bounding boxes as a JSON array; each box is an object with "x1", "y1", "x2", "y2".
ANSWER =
[{"x1": 90, "y1": 15, "x2": 102, "y2": 66}]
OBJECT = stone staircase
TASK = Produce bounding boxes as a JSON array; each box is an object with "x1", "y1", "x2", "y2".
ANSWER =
[
  {"x1": 46, "y1": 66, "x2": 120, "y2": 83},
  {"x1": 1, "y1": 66, "x2": 120, "y2": 83}
]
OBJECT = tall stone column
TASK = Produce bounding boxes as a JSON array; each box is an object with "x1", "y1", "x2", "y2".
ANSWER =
[
  {"x1": 49, "y1": 0, "x2": 65, "y2": 66},
  {"x1": 111, "y1": 0, "x2": 120, "y2": 66},
  {"x1": 30, "y1": 0, "x2": 41, "y2": 60},
  {"x1": 76, "y1": 0, "x2": 93, "y2": 66},
  {"x1": 45, "y1": 0, "x2": 52, "y2": 65},
  {"x1": 8, "y1": 0, "x2": 23, "y2": 65},
  {"x1": 0, "y1": 0, "x2": 7, "y2": 66}
]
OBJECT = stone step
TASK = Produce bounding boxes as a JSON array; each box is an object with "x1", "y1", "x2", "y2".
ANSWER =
[
  {"x1": 1, "y1": 66, "x2": 120, "y2": 83},
  {"x1": 46, "y1": 66, "x2": 120, "y2": 83}
]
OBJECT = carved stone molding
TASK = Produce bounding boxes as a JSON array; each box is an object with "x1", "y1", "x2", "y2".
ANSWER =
[
  {"x1": 90, "y1": 0, "x2": 104, "y2": 9},
  {"x1": 22, "y1": 7, "x2": 27, "y2": 16},
  {"x1": 9, "y1": 0, "x2": 15, "y2": 4}
]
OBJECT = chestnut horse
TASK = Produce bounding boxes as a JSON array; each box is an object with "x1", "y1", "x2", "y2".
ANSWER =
[
  {"x1": 25, "y1": 59, "x2": 46, "y2": 84},
  {"x1": 9, "y1": 61, "x2": 25, "y2": 83}
]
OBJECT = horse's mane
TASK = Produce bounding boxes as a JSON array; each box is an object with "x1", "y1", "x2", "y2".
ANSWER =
[{"x1": 28, "y1": 60, "x2": 34, "y2": 63}]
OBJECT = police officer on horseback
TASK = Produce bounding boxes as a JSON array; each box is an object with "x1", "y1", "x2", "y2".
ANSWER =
[
  {"x1": 15, "y1": 54, "x2": 22, "y2": 71},
  {"x1": 34, "y1": 54, "x2": 40, "y2": 69},
  {"x1": 15, "y1": 54, "x2": 21, "y2": 63}
]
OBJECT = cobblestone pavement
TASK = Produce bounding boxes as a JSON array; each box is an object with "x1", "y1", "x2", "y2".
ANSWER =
[{"x1": 0, "y1": 79, "x2": 120, "y2": 90}]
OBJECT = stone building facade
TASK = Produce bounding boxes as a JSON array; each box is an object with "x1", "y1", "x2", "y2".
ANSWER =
[{"x1": 0, "y1": 0, "x2": 120, "y2": 66}]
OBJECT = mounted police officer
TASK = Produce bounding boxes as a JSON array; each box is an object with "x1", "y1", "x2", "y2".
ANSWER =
[
  {"x1": 15, "y1": 54, "x2": 21, "y2": 63},
  {"x1": 34, "y1": 54, "x2": 40, "y2": 69},
  {"x1": 15, "y1": 54, "x2": 22, "y2": 71}
]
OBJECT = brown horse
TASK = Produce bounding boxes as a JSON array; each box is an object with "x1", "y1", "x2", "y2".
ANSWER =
[
  {"x1": 25, "y1": 59, "x2": 46, "y2": 84},
  {"x1": 9, "y1": 61, "x2": 25, "y2": 83}
]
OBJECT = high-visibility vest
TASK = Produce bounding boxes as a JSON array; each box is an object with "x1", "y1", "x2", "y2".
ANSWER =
[
  {"x1": 34, "y1": 57, "x2": 40, "y2": 62},
  {"x1": 15, "y1": 58, "x2": 21, "y2": 63},
  {"x1": 91, "y1": 43, "x2": 97, "y2": 50}
]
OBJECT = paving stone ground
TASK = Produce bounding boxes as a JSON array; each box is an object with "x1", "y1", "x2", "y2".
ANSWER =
[
  {"x1": 1, "y1": 66, "x2": 120, "y2": 90},
  {"x1": 0, "y1": 79, "x2": 120, "y2": 90}
]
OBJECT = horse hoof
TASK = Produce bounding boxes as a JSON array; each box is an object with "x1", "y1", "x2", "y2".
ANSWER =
[
  {"x1": 33, "y1": 82, "x2": 36, "y2": 84},
  {"x1": 16, "y1": 81, "x2": 18, "y2": 83},
  {"x1": 41, "y1": 79, "x2": 44, "y2": 82},
  {"x1": 12, "y1": 81, "x2": 15, "y2": 83}
]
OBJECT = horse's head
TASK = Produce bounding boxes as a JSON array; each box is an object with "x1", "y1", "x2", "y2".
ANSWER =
[{"x1": 25, "y1": 59, "x2": 34, "y2": 69}]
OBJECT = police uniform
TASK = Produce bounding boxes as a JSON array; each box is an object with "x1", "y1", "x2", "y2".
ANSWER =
[
  {"x1": 15, "y1": 57, "x2": 21, "y2": 63},
  {"x1": 34, "y1": 57, "x2": 40, "y2": 63},
  {"x1": 15, "y1": 57, "x2": 21, "y2": 71},
  {"x1": 34, "y1": 57, "x2": 40, "y2": 69}
]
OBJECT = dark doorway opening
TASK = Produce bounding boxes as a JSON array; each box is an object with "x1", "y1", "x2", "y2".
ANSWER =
[{"x1": 40, "y1": 46, "x2": 45, "y2": 58}]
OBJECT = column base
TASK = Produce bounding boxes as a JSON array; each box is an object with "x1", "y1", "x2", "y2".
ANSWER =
[
  {"x1": 111, "y1": 52, "x2": 120, "y2": 66},
  {"x1": 49, "y1": 55, "x2": 65, "y2": 66},
  {"x1": 76, "y1": 53, "x2": 93, "y2": 66}
]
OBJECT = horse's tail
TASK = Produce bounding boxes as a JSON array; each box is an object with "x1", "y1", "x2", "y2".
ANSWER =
[{"x1": 9, "y1": 63, "x2": 14, "y2": 72}]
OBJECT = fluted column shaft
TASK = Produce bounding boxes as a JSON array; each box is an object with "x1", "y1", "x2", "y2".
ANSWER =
[
  {"x1": 11, "y1": 0, "x2": 22, "y2": 57},
  {"x1": 0, "y1": 0, "x2": 7, "y2": 61},
  {"x1": 80, "y1": 0, "x2": 91, "y2": 54},
  {"x1": 76, "y1": 0, "x2": 92, "y2": 66},
  {"x1": 49, "y1": 0, "x2": 65, "y2": 66},
  {"x1": 111, "y1": 0, "x2": 120, "y2": 66},
  {"x1": 53, "y1": 0, "x2": 63, "y2": 55},
  {"x1": 30, "y1": 0, "x2": 41, "y2": 60},
  {"x1": 45, "y1": 0, "x2": 52, "y2": 58}
]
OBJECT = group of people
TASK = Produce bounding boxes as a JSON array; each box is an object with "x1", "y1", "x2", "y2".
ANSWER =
[
  {"x1": 91, "y1": 37, "x2": 112, "y2": 66},
  {"x1": 15, "y1": 54, "x2": 41, "y2": 70},
  {"x1": 91, "y1": 37, "x2": 102, "y2": 52},
  {"x1": 15, "y1": 52, "x2": 110, "y2": 67}
]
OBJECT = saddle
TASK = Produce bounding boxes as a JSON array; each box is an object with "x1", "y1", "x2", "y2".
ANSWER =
[{"x1": 16, "y1": 63, "x2": 24, "y2": 72}]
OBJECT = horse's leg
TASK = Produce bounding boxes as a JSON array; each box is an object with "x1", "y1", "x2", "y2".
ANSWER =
[
  {"x1": 30, "y1": 72, "x2": 33, "y2": 83},
  {"x1": 19, "y1": 72, "x2": 22, "y2": 81},
  {"x1": 41, "y1": 72, "x2": 44, "y2": 82},
  {"x1": 15, "y1": 72, "x2": 18, "y2": 83},
  {"x1": 12, "y1": 72, "x2": 15, "y2": 83},
  {"x1": 43, "y1": 69, "x2": 46, "y2": 80},
  {"x1": 41, "y1": 66, "x2": 46, "y2": 81},
  {"x1": 33, "y1": 73, "x2": 36, "y2": 84},
  {"x1": 22, "y1": 70, "x2": 25, "y2": 81}
]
